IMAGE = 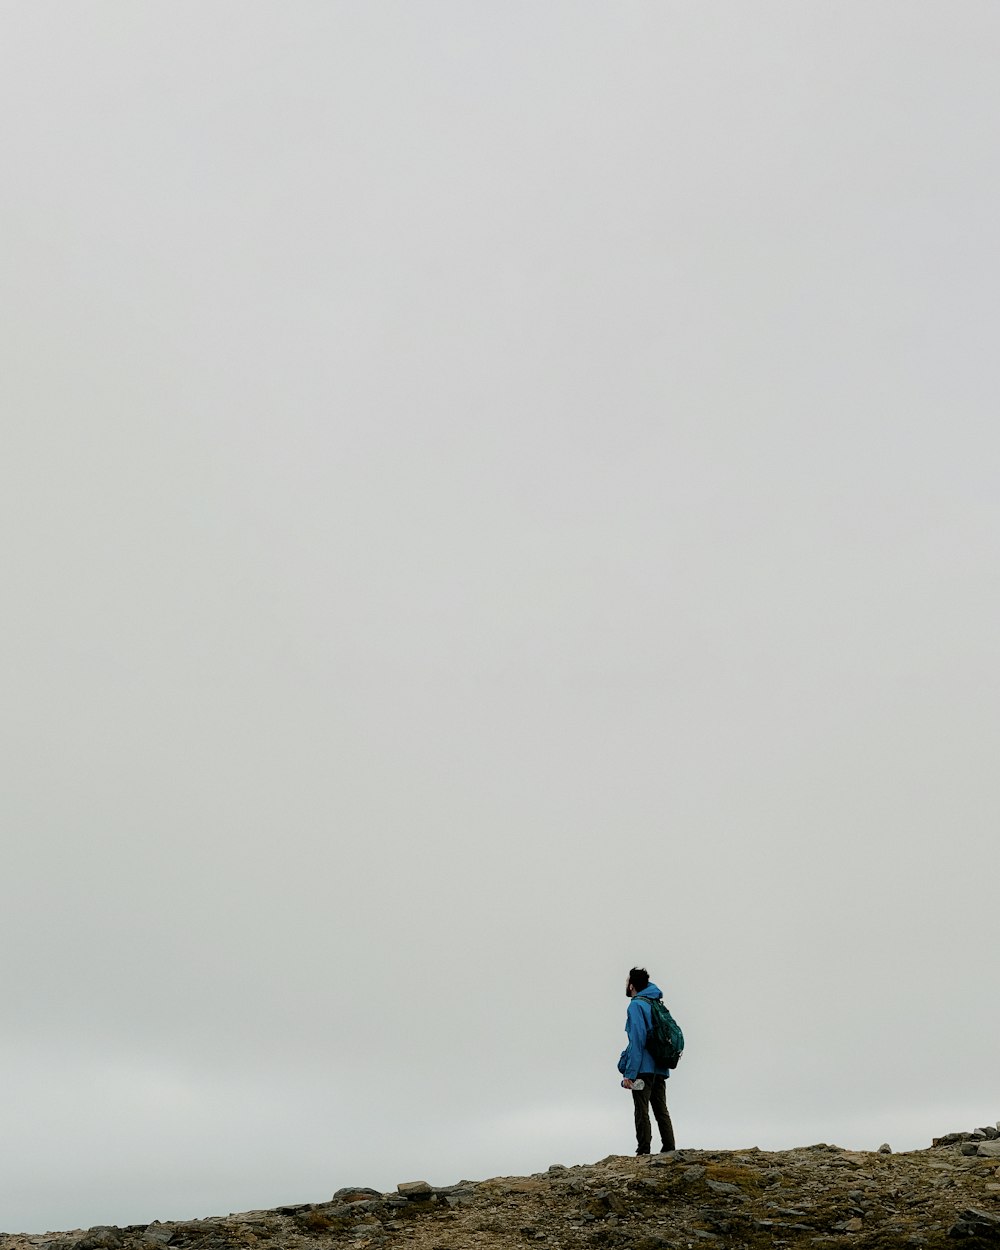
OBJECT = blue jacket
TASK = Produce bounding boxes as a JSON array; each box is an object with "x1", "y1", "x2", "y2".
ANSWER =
[{"x1": 617, "y1": 982, "x2": 671, "y2": 1081}]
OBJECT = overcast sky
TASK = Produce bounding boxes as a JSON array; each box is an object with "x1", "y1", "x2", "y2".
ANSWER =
[{"x1": 3, "y1": 0, "x2": 1000, "y2": 1235}]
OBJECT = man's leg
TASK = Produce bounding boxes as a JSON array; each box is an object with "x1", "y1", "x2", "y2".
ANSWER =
[
  {"x1": 631, "y1": 1073, "x2": 655, "y2": 1155},
  {"x1": 650, "y1": 1075, "x2": 675, "y2": 1151}
]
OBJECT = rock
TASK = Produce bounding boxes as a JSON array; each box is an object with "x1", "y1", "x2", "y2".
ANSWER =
[
  {"x1": 949, "y1": 1208, "x2": 1000, "y2": 1239},
  {"x1": 75, "y1": 1231, "x2": 123, "y2": 1250},
  {"x1": 396, "y1": 1181, "x2": 433, "y2": 1199},
  {"x1": 705, "y1": 1179, "x2": 743, "y2": 1196},
  {"x1": 332, "y1": 1187, "x2": 382, "y2": 1203},
  {"x1": 337, "y1": 1199, "x2": 381, "y2": 1214},
  {"x1": 878, "y1": 1143, "x2": 893, "y2": 1154},
  {"x1": 977, "y1": 1143, "x2": 1000, "y2": 1158},
  {"x1": 444, "y1": 1192, "x2": 474, "y2": 1208}
]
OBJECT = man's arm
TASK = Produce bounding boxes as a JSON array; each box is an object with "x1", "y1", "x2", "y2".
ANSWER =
[{"x1": 620, "y1": 999, "x2": 650, "y2": 1082}]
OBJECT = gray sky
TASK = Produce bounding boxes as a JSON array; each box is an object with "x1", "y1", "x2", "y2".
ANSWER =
[{"x1": 3, "y1": 0, "x2": 999, "y2": 1234}]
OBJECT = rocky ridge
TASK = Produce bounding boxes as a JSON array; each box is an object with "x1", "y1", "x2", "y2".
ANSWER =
[{"x1": 5, "y1": 1122, "x2": 1000, "y2": 1250}]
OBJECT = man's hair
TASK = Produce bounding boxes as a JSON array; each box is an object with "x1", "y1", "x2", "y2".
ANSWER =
[{"x1": 628, "y1": 967, "x2": 650, "y2": 990}]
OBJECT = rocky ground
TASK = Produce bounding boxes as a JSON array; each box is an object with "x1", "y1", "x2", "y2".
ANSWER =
[{"x1": 6, "y1": 1124, "x2": 1000, "y2": 1250}]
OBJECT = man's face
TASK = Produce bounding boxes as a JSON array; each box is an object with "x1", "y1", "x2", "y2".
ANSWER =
[{"x1": 625, "y1": 978, "x2": 634, "y2": 998}]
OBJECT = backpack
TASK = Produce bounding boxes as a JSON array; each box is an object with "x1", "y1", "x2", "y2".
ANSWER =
[{"x1": 643, "y1": 998, "x2": 684, "y2": 1069}]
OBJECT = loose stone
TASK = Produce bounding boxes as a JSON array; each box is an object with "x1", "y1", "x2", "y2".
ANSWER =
[{"x1": 396, "y1": 1181, "x2": 433, "y2": 1199}]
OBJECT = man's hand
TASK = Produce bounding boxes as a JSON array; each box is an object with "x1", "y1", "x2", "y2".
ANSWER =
[{"x1": 622, "y1": 1078, "x2": 636, "y2": 1090}]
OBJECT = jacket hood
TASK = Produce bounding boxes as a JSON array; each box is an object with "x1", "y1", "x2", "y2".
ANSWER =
[{"x1": 635, "y1": 982, "x2": 663, "y2": 1001}]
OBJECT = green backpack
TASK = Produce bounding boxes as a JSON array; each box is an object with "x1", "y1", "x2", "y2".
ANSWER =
[{"x1": 643, "y1": 998, "x2": 684, "y2": 1069}]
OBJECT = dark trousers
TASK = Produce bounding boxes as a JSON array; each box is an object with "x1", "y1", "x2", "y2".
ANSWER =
[{"x1": 632, "y1": 1073, "x2": 675, "y2": 1154}]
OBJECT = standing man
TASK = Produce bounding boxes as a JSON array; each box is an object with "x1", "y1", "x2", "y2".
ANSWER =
[{"x1": 618, "y1": 966, "x2": 676, "y2": 1155}]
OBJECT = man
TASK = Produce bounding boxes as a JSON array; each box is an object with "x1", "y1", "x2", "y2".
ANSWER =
[{"x1": 618, "y1": 966, "x2": 676, "y2": 1155}]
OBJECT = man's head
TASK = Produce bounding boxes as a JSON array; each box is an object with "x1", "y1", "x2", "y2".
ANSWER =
[{"x1": 626, "y1": 966, "x2": 650, "y2": 997}]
